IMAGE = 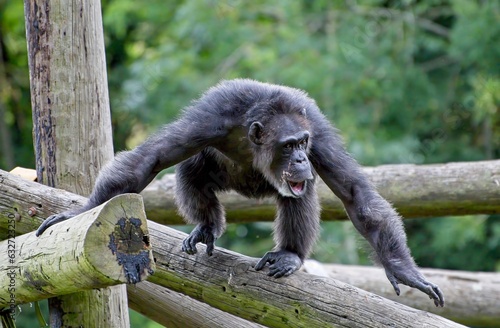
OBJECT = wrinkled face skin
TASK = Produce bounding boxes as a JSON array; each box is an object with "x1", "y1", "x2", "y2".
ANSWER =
[
  {"x1": 270, "y1": 117, "x2": 313, "y2": 197},
  {"x1": 249, "y1": 114, "x2": 314, "y2": 198}
]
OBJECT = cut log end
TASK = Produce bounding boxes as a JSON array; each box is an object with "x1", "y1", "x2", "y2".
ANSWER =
[{"x1": 108, "y1": 217, "x2": 155, "y2": 284}]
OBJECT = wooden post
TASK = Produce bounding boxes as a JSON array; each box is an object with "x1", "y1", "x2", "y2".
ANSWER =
[
  {"x1": 0, "y1": 194, "x2": 155, "y2": 307},
  {"x1": 23, "y1": 0, "x2": 129, "y2": 326}
]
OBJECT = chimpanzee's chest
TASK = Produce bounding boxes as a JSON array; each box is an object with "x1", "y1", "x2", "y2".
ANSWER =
[
  {"x1": 228, "y1": 167, "x2": 277, "y2": 198},
  {"x1": 212, "y1": 157, "x2": 274, "y2": 198},
  {"x1": 206, "y1": 146, "x2": 277, "y2": 198}
]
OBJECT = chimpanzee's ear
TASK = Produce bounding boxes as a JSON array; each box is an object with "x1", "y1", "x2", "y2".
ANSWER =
[{"x1": 248, "y1": 121, "x2": 264, "y2": 145}]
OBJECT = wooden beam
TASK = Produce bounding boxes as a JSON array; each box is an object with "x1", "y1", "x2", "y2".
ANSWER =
[
  {"x1": 23, "y1": 0, "x2": 128, "y2": 325},
  {"x1": 1, "y1": 160, "x2": 499, "y2": 231},
  {"x1": 0, "y1": 194, "x2": 154, "y2": 307},
  {"x1": 143, "y1": 160, "x2": 500, "y2": 223}
]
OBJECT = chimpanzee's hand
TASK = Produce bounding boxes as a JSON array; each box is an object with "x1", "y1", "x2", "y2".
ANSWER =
[
  {"x1": 384, "y1": 260, "x2": 445, "y2": 307},
  {"x1": 254, "y1": 250, "x2": 302, "y2": 278},
  {"x1": 182, "y1": 224, "x2": 217, "y2": 256},
  {"x1": 36, "y1": 212, "x2": 76, "y2": 237}
]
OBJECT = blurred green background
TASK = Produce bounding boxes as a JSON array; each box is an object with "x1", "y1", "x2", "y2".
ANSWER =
[{"x1": 1, "y1": 0, "x2": 499, "y2": 326}]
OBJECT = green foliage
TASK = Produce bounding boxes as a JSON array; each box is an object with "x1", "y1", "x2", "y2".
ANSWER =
[
  {"x1": 9, "y1": 301, "x2": 48, "y2": 328},
  {"x1": 0, "y1": 1, "x2": 33, "y2": 169},
  {"x1": 315, "y1": 221, "x2": 372, "y2": 265},
  {"x1": 218, "y1": 222, "x2": 276, "y2": 257},
  {"x1": 130, "y1": 310, "x2": 164, "y2": 327},
  {"x1": 407, "y1": 215, "x2": 500, "y2": 271}
]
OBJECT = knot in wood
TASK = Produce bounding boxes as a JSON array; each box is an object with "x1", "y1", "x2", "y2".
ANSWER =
[{"x1": 231, "y1": 261, "x2": 251, "y2": 275}]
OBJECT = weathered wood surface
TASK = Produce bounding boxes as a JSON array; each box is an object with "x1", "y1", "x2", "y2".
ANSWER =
[
  {"x1": 146, "y1": 220, "x2": 464, "y2": 328},
  {"x1": 304, "y1": 261, "x2": 500, "y2": 327},
  {"x1": 0, "y1": 169, "x2": 87, "y2": 236},
  {"x1": 143, "y1": 160, "x2": 500, "y2": 223},
  {"x1": 25, "y1": 0, "x2": 114, "y2": 195},
  {"x1": 128, "y1": 281, "x2": 266, "y2": 328},
  {"x1": 0, "y1": 194, "x2": 154, "y2": 308},
  {"x1": 24, "y1": 0, "x2": 127, "y2": 325},
  {"x1": 0, "y1": 171, "x2": 494, "y2": 326},
  {"x1": 0, "y1": 170, "x2": 261, "y2": 327}
]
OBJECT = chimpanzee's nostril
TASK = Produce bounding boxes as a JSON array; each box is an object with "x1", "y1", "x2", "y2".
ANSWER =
[{"x1": 295, "y1": 154, "x2": 307, "y2": 164}]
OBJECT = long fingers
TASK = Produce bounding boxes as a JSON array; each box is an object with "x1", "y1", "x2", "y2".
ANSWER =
[
  {"x1": 181, "y1": 229, "x2": 216, "y2": 256},
  {"x1": 36, "y1": 213, "x2": 71, "y2": 237},
  {"x1": 394, "y1": 273, "x2": 445, "y2": 307},
  {"x1": 387, "y1": 274, "x2": 401, "y2": 296},
  {"x1": 415, "y1": 281, "x2": 445, "y2": 307},
  {"x1": 268, "y1": 264, "x2": 296, "y2": 278},
  {"x1": 181, "y1": 235, "x2": 199, "y2": 255},
  {"x1": 254, "y1": 252, "x2": 274, "y2": 271},
  {"x1": 205, "y1": 236, "x2": 215, "y2": 256}
]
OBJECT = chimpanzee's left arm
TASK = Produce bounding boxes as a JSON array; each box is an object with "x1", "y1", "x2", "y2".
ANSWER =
[{"x1": 309, "y1": 117, "x2": 444, "y2": 307}]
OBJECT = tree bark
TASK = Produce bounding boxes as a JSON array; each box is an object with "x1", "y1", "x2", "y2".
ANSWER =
[
  {"x1": 304, "y1": 261, "x2": 500, "y2": 328},
  {"x1": 0, "y1": 194, "x2": 154, "y2": 308},
  {"x1": 23, "y1": 0, "x2": 128, "y2": 326},
  {"x1": 25, "y1": 0, "x2": 113, "y2": 194}
]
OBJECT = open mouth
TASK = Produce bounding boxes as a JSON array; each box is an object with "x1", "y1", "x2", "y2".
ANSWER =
[{"x1": 287, "y1": 180, "x2": 307, "y2": 197}]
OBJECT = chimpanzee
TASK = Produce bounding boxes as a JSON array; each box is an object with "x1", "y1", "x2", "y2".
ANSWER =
[{"x1": 37, "y1": 79, "x2": 444, "y2": 307}]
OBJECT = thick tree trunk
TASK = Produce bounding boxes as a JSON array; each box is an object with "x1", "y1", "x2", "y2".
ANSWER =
[
  {"x1": 0, "y1": 194, "x2": 154, "y2": 308},
  {"x1": 23, "y1": 0, "x2": 128, "y2": 326},
  {"x1": 25, "y1": 0, "x2": 113, "y2": 193}
]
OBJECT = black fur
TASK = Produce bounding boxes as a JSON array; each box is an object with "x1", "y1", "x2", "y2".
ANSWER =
[{"x1": 37, "y1": 79, "x2": 444, "y2": 306}]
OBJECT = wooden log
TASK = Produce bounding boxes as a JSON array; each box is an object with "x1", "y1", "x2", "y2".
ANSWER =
[
  {"x1": 0, "y1": 194, "x2": 154, "y2": 308},
  {"x1": 141, "y1": 160, "x2": 500, "y2": 223},
  {"x1": 146, "y1": 220, "x2": 464, "y2": 328},
  {"x1": 128, "y1": 281, "x2": 265, "y2": 328},
  {"x1": 1, "y1": 159, "x2": 500, "y2": 229},
  {"x1": 304, "y1": 261, "x2": 500, "y2": 328},
  {"x1": 0, "y1": 169, "x2": 87, "y2": 236},
  {"x1": 24, "y1": 0, "x2": 114, "y2": 194}
]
